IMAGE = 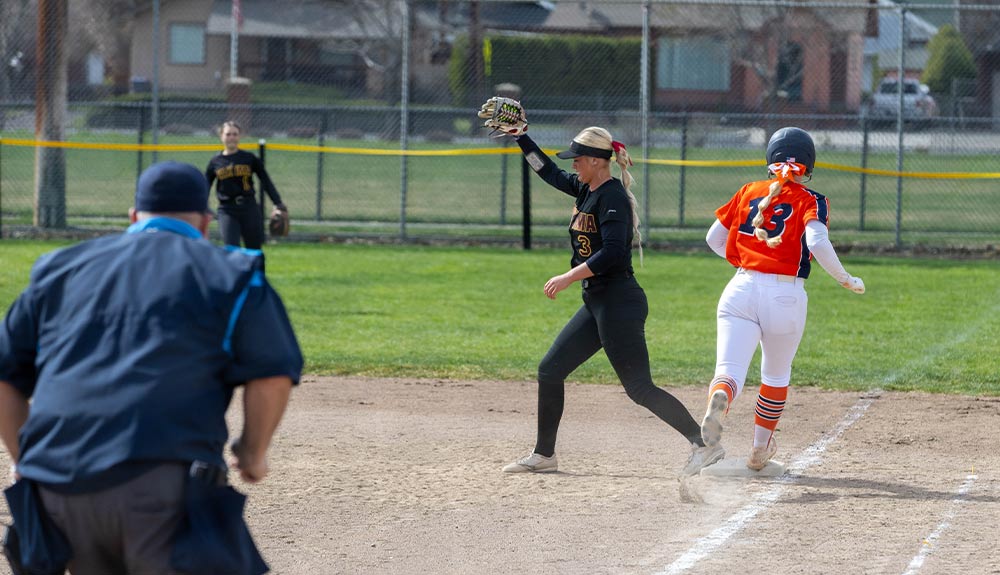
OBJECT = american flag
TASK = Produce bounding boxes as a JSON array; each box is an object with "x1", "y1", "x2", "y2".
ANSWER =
[{"x1": 232, "y1": 0, "x2": 243, "y2": 31}]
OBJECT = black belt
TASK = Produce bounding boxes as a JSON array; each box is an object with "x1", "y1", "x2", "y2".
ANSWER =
[
  {"x1": 582, "y1": 271, "x2": 634, "y2": 290},
  {"x1": 189, "y1": 461, "x2": 228, "y2": 486},
  {"x1": 220, "y1": 195, "x2": 253, "y2": 206}
]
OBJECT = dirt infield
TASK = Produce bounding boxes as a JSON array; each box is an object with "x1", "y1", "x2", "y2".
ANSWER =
[{"x1": 2, "y1": 376, "x2": 999, "y2": 575}]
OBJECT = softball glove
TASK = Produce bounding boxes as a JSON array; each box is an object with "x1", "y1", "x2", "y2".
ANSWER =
[
  {"x1": 268, "y1": 205, "x2": 290, "y2": 237},
  {"x1": 478, "y1": 96, "x2": 528, "y2": 138}
]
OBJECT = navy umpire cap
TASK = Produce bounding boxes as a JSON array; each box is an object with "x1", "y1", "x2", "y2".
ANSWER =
[{"x1": 135, "y1": 161, "x2": 214, "y2": 214}]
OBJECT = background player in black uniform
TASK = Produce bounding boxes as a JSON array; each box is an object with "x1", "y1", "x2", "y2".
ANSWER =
[
  {"x1": 502, "y1": 125, "x2": 724, "y2": 476},
  {"x1": 205, "y1": 121, "x2": 287, "y2": 249}
]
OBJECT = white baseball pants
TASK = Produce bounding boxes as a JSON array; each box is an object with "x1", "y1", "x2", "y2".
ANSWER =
[{"x1": 715, "y1": 268, "x2": 808, "y2": 398}]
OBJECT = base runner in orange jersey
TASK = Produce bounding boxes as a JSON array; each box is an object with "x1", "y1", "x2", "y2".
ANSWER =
[{"x1": 699, "y1": 127, "x2": 866, "y2": 471}]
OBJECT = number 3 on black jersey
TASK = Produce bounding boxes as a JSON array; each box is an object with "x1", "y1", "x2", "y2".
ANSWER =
[{"x1": 738, "y1": 197, "x2": 794, "y2": 239}]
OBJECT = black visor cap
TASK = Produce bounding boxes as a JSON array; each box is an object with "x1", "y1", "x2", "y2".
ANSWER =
[{"x1": 555, "y1": 141, "x2": 613, "y2": 160}]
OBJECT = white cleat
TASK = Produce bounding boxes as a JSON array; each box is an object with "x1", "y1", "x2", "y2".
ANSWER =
[
  {"x1": 681, "y1": 442, "x2": 725, "y2": 477},
  {"x1": 747, "y1": 438, "x2": 778, "y2": 471},
  {"x1": 503, "y1": 452, "x2": 558, "y2": 473},
  {"x1": 701, "y1": 389, "x2": 729, "y2": 447}
]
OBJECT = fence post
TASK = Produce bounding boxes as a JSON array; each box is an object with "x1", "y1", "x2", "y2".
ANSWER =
[
  {"x1": 398, "y1": 0, "x2": 410, "y2": 241},
  {"x1": 316, "y1": 111, "x2": 327, "y2": 221},
  {"x1": 0, "y1": 138, "x2": 3, "y2": 239},
  {"x1": 136, "y1": 104, "x2": 146, "y2": 188},
  {"x1": 679, "y1": 112, "x2": 688, "y2": 227},
  {"x1": 894, "y1": 7, "x2": 907, "y2": 249},
  {"x1": 151, "y1": 0, "x2": 161, "y2": 164},
  {"x1": 521, "y1": 156, "x2": 531, "y2": 250},
  {"x1": 640, "y1": 0, "x2": 651, "y2": 241},
  {"x1": 859, "y1": 113, "x2": 869, "y2": 231},
  {"x1": 258, "y1": 139, "x2": 266, "y2": 226},
  {"x1": 499, "y1": 142, "x2": 508, "y2": 225}
]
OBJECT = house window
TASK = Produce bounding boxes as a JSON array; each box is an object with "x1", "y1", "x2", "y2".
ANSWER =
[
  {"x1": 777, "y1": 42, "x2": 803, "y2": 101},
  {"x1": 657, "y1": 36, "x2": 730, "y2": 91},
  {"x1": 169, "y1": 24, "x2": 205, "y2": 65},
  {"x1": 319, "y1": 40, "x2": 356, "y2": 66}
]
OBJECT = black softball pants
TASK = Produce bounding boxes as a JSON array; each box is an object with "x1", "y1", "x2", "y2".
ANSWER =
[
  {"x1": 533, "y1": 277, "x2": 704, "y2": 457},
  {"x1": 218, "y1": 201, "x2": 264, "y2": 249}
]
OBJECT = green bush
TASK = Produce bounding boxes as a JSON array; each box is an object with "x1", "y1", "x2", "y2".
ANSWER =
[
  {"x1": 448, "y1": 35, "x2": 473, "y2": 106},
  {"x1": 449, "y1": 33, "x2": 641, "y2": 109},
  {"x1": 922, "y1": 25, "x2": 976, "y2": 94}
]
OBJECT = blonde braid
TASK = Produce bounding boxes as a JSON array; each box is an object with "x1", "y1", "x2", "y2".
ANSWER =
[
  {"x1": 613, "y1": 145, "x2": 643, "y2": 267},
  {"x1": 752, "y1": 179, "x2": 784, "y2": 248}
]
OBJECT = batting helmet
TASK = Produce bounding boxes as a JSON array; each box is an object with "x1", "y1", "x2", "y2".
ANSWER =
[{"x1": 766, "y1": 127, "x2": 815, "y2": 174}]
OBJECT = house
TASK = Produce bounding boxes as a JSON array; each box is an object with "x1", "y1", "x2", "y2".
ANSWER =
[
  {"x1": 959, "y1": 1, "x2": 1000, "y2": 118},
  {"x1": 517, "y1": 1, "x2": 874, "y2": 114},
  {"x1": 863, "y1": 0, "x2": 939, "y2": 92},
  {"x1": 130, "y1": 0, "x2": 425, "y2": 98},
  {"x1": 129, "y1": 0, "x2": 877, "y2": 114}
]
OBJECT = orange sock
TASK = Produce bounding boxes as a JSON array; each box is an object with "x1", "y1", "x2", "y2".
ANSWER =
[
  {"x1": 709, "y1": 375, "x2": 737, "y2": 412},
  {"x1": 754, "y1": 383, "x2": 788, "y2": 432}
]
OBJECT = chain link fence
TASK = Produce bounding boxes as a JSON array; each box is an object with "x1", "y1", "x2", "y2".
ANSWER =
[{"x1": 2, "y1": 0, "x2": 1000, "y2": 249}]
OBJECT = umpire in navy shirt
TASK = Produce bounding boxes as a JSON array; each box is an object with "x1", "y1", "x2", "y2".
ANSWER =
[{"x1": 0, "y1": 161, "x2": 303, "y2": 574}]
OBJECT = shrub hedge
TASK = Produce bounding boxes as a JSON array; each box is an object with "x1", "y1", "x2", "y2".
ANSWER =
[{"x1": 449, "y1": 33, "x2": 642, "y2": 109}]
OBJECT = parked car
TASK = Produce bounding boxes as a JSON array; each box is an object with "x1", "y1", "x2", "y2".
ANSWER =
[{"x1": 867, "y1": 78, "x2": 939, "y2": 124}]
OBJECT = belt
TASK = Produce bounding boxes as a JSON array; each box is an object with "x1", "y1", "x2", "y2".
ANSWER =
[
  {"x1": 189, "y1": 461, "x2": 228, "y2": 486},
  {"x1": 582, "y1": 271, "x2": 634, "y2": 290},
  {"x1": 221, "y1": 195, "x2": 253, "y2": 206},
  {"x1": 738, "y1": 268, "x2": 802, "y2": 284}
]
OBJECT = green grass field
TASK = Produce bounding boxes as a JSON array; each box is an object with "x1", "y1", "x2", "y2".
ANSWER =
[
  {"x1": 2, "y1": 130, "x2": 999, "y2": 242},
  {"x1": 2, "y1": 240, "x2": 997, "y2": 396}
]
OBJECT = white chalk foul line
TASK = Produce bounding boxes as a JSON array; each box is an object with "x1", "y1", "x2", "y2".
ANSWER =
[
  {"x1": 901, "y1": 473, "x2": 978, "y2": 575},
  {"x1": 655, "y1": 394, "x2": 878, "y2": 575}
]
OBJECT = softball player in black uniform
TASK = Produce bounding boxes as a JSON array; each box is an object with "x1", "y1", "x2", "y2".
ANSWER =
[
  {"x1": 205, "y1": 121, "x2": 286, "y2": 249},
  {"x1": 502, "y1": 126, "x2": 724, "y2": 476}
]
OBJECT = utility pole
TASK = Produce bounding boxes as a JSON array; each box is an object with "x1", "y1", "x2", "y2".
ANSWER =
[
  {"x1": 468, "y1": 1, "x2": 482, "y2": 105},
  {"x1": 34, "y1": 0, "x2": 67, "y2": 228}
]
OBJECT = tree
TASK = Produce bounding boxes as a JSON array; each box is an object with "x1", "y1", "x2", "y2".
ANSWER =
[
  {"x1": 74, "y1": 0, "x2": 137, "y2": 95},
  {"x1": 341, "y1": 0, "x2": 409, "y2": 102},
  {"x1": 921, "y1": 24, "x2": 975, "y2": 95},
  {"x1": 0, "y1": 0, "x2": 34, "y2": 104},
  {"x1": 35, "y1": 0, "x2": 68, "y2": 228}
]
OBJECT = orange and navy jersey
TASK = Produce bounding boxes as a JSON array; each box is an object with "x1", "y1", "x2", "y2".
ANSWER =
[{"x1": 715, "y1": 179, "x2": 829, "y2": 278}]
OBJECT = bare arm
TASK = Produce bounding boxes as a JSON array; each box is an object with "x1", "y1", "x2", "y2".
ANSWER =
[
  {"x1": 232, "y1": 375, "x2": 293, "y2": 483},
  {"x1": 0, "y1": 381, "x2": 29, "y2": 463},
  {"x1": 543, "y1": 262, "x2": 594, "y2": 300}
]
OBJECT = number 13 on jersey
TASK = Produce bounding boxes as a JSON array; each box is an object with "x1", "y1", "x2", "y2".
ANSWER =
[{"x1": 738, "y1": 197, "x2": 794, "y2": 240}]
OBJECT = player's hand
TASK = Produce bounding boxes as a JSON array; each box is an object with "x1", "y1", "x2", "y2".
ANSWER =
[
  {"x1": 543, "y1": 273, "x2": 573, "y2": 300},
  {"x1": 841, "y1": 276, "x2": 865, "y2": 294},
  {"x1": 230, "y1": 438, "x2": 269, "y2": 483}
]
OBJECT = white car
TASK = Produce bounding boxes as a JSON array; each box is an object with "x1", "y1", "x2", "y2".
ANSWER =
[{"x1": 868, "y1": 78, "x2": 939, "y2": 123}]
